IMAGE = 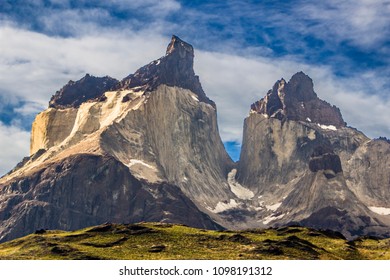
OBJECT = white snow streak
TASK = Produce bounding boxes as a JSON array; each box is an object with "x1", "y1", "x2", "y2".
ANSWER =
[
  {"x1": 227, "y1": 169, "x2": 254, "y2": 199},
  {"x1": 127, "y1": 159, "x2": 156, "y2": 170},
  {"x1": 368, "y1": 206, "x2": 390, "y2": 215},
  {"x1": 191, "y1": 95, "x2": 199, "y2": 102},
  {"x1": 263, "y1": 213, "x2": 285, "y2": 225},
  {"x1": 317, "y1": 124, "x2": 337, "y2": 131},
  {"x1": 265, "y1": 202, "x2": 282, "y2": 211},
  {"x1": 208, "y1": 199, "x2": 239, "y2": 213}
]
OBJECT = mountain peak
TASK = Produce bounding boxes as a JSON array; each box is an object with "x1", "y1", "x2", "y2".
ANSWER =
[
  {"x1": 286, "y1": 71, "x2": 317, "y2": 102},
  {"x1": 119, "y1": 36, "x2": 215, "y2": 107},
  {"x1": 250, "y1": 72, "x2": 345, "y2": 127},
  {"x1": 166, "y1": 35, "x2": 194, "y2": 57}
]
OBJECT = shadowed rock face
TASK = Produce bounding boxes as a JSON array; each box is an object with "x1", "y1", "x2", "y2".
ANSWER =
[
  {"x1": 251, "y1": 72, "x2": 345, "y2": 127},
  {"x1": 309, "y1": 146, "x2": 343, "y2": 178},
  {"x1": 49, "y1": 74, "x2": 119, "y2": 109},
  {"x1": 0, "y1": 154, "x2": 223, "y2": 243}
]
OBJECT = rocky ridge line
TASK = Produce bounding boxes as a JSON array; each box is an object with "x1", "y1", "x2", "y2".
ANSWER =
[
  {"x1": 49, "y1": 74, "x2": 118, "y2": 109},
  {"x1": 250, "y1": 72, "x2": 346, "y2": 127},
  {"x1": 117, "y1": 35, "x2": 215, "y2": 108},
  {"x1": 49, "y1": 35, "x2": 215, "y2": 109}
]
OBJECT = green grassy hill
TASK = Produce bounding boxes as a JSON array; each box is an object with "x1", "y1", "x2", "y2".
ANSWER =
[{"x1": 0, "y1": 223, "x2": 389, "y2": 260}]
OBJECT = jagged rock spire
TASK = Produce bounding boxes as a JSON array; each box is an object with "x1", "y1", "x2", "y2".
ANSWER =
[
  {"x1": 119, "y1": 35, "x2": 215, "y2": 107},
  {"x1": 166, "y1": 35, "x2": 194, "y2": 56},
  {"x1": 251, "y1": 72, "x2": 346, "y2": 127}
]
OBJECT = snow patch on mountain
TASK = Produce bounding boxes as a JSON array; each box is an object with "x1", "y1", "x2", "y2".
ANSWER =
[
  {"x1": 265, "y1": 202, "x2": 282, "y2": 211},
  {"x1": 126, "y1": 159, "x2": 161, "y2": 183},
  {"x1": 208, "y1": 199, "x2": 239, "y2": 213},
  {"x1": 191, "y1": 95, "x2": 199, "y2": 102},
  {"x1": 262, "y1": 213, "x2": 285, "y2": 225},
  {"x1": 127, "y1": 159, "x2": 156, "y2": 170},
  {"x1": 317, "y1": 124, "x2": 337, "y2": 131},
  {"x1": 369, "y1": 206, "x2": 390, "y2": 215},
  {"x1": 227, "y1": 169, "x2": 254, "y2": 199}
]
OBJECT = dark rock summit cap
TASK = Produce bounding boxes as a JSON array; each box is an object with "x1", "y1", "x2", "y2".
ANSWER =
[
  {"x1": 166, "y1": 35, "x2": 194, "y2": 56},
  {"x1": 118, "y1": 35, "x2": 215, "y2": 107},
  {"x1": 49, "y1": 74, "x2": 118, "y2": 109},
  {"x1": 251, "y1": 72, "x2": 346, "y2": 127}
]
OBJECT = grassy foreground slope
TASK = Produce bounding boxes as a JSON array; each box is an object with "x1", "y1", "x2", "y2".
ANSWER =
[{"x1": 0, "y1": 223, "x2": 389, "y2": 260}]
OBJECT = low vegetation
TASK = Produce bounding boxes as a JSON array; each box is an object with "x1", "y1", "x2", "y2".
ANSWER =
[{"x1": 0, "y1": 223, "x2": 389, "y2": 260}]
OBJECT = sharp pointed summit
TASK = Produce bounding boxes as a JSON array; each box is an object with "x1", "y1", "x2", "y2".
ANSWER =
[
  {"x1": 236, "y1": 72, "x2": 390, "y2": 239},
  {"x1": 166, "y1": 35, "x2": 194, "y2": 56},
  {"x1": 251, "y1": 72, "x2": 345, "y2": 127},
  {"x1": 118, "y1": 35, "x2": 215, "y2": 107}
]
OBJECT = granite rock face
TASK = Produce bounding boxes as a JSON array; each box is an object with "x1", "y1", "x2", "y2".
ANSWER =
[
  {"x1": 345, "y1": 139, "x2": 390, "y2": 207},
  {"x1": 308, "y1": 146, "x2": 343, "y2": 178},
  {"x1": 236, "y1": 73, "x2": 390, "y2": 239}
]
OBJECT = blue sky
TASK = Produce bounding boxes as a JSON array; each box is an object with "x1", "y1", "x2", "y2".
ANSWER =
[{"x1": 1, "y1": 0, "x2": 390, "y2": 174}]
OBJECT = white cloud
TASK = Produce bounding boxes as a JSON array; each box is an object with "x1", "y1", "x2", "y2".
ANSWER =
[
  {"x1": 0, "y1": 122, "x2": 30, "y2": 176},
  {"x1": 0, "y1": 26, "x2": 167, "y2": 105},
  {"x1": 2, "y1": 0, "x2": 181, "y2": 37},
  {"x1": 98, "y1": 0, "x2": 181, "y2": 13},
  {"x1": 293, "y1": 0, "x2": 390, "y2": 50},
  {"x1": 14, "y1": 102, "x2": 46, "y2": 116}
]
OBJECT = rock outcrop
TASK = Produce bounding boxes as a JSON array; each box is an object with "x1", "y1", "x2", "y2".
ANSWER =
[
  {"x1": 345, "y1": 138, "x2": 390, "y2": 207},
  {"x1": 117, "y1": 35, "x2": 215, "y2": 108},
  {"x1": 251, "y1": 72, "x2": 345, "y2": 127},
  {"x1": 49, "y1": 74, "x2": 118, "y2": 109}
]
